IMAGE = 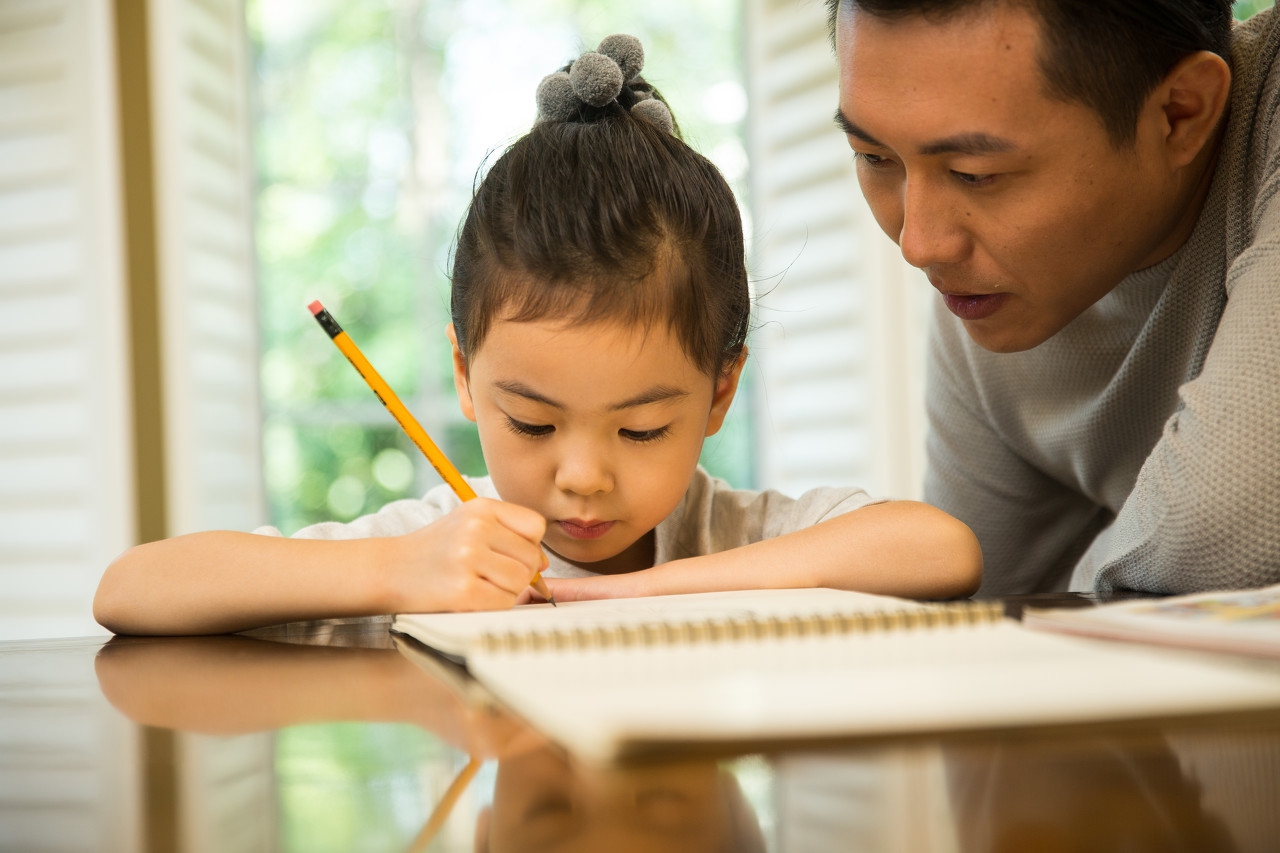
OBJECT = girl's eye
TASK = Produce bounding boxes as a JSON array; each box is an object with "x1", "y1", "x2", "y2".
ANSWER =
[
  {"x1": 620, "y1": 426, "x2": 670, "y2": 443},
  {"x1": 505, "y1": 417, "x2": 554, "y2": 438}
]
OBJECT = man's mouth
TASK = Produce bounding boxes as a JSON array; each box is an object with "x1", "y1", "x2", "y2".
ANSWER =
[
  {"x1": 941, "y1": 292, "x2": 1008, "y2": 321},
  {"x1": 557, "y1": 519, "x2": 616, "y2": 540}
]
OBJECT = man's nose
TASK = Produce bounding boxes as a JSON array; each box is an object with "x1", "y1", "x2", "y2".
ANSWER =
[{"x1": 897, "y1": 178, "x2": 970, "y2": 270}]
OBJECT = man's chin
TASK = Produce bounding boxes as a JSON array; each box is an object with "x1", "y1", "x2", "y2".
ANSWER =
[
  {"x1": 966, "y1": 329, "x2": 1048, "y2": 353},
  {"x1": 956, "y1": 313, "x2": 1058, "y2": 354}
]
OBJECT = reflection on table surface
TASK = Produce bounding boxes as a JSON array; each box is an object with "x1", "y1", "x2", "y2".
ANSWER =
[{"x1": 1, "y1": 615, "x2": 1278, "y2": 852}]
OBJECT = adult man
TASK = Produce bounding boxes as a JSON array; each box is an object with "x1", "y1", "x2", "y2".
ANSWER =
[{"x1": 827, "y1": 0, "x2": 1280, "y2": 595}]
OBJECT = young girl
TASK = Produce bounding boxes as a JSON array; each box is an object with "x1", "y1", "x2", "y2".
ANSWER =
[{"x1": 94, "y1": 35, "x2": 981, "y2": 636}]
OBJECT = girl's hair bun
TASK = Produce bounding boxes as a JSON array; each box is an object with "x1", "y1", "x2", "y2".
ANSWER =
[{"x1": 534, "y1": 34, "x2": 675, "y2": 136}]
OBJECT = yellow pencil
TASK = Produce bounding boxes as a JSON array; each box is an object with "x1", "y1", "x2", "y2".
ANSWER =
[
  {"x1": 405, "y1": 756, "x2": 482, "y2": 853},
  {"x1": 309, "y1": 300, "x2": 555, "y2": 605}
]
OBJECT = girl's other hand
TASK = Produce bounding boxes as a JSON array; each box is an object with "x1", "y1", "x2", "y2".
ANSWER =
[{"x1": 387, "y1": 498, "x2": 547, "y2": 612}]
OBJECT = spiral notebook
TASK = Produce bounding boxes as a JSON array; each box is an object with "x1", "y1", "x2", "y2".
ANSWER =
[{"x1": 392, "y1": 588, "x2": 1280, "y2": 761}]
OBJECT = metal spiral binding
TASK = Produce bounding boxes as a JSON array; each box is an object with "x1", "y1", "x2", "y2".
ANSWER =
[{"x1": 475, "y1": 600, "x2": 1006, "y2": 655}]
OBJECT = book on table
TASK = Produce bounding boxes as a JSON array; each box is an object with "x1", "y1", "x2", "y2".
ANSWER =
[
  {"x1": 1023, "y1": 582, "x2": 1280, "y2": 659},
  {"x1": 391, "y1": 587, "x2": 1280, "y2": 762}
]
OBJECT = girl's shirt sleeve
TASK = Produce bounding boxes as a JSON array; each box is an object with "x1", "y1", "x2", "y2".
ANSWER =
[
  {"x1": 655, "y1": 466, "x2": 881, "y2": 564},
  {"x1": 250, "y1": 477, "x2": 497, "y2": 540}
]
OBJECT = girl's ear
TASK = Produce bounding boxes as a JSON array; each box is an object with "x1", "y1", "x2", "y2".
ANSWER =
[
  {"x1": 705, "y1": 347, "x2": 747, "y2": 437},
  {"x1": 446, "y1": 323, "x2": 477, "y2": 423}
]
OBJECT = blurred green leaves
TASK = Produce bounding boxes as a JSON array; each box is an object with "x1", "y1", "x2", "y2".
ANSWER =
[
  {"x1": 1237, "y1": 1, "x2": 1276, "y2": 21},
  {"x1": 275, "y1": 723, "x2": 469, "y2": 852}
]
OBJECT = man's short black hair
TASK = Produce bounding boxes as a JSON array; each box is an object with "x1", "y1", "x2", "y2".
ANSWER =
[{"x1": 825, "y1": 0, "x2": 1234, "y2": 145}]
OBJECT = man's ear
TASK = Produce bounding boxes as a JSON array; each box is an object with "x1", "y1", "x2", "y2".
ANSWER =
[
  {"x1": 705, "y1": 347, "x2": 747, "y2": 437},
  {"x1": 1148, "y1": 50, "x2": 1231, "y2": 171},
  {"x1": 446, "y1": 323, "x2": 477, "y2": 423}
]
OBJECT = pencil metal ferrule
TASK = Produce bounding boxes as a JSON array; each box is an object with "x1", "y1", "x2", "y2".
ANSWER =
[{"x1": 312, "y1": 306, "x2": 344, "y2": 340}]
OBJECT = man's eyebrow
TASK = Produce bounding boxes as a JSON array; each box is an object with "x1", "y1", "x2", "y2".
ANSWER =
[
  {"x1": 834, "y1": 108, "x2": 882, "y2": 145},
  {"x1": 834, "y1": 108, "x2": 1018, "y2": 156},
  {"x1": 918, "y1": 133, "x2": 1017, "y2": 156},
  {"x1": 494, "y1": 381, "x2": 688, "y2": 411}
]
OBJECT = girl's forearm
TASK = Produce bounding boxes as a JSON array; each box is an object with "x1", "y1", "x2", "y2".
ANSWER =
[
  {"x1": 93, "y1": 531, "x2": 397, "y2": 636},
  {"x1": 628, "y1": 501, "x2": 983, "y2": 600},
  {"x1": 95, "y1": 638, "x2": 413, "y2": 732}
]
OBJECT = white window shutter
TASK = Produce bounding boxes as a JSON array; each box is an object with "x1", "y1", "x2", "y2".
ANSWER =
[
  {"x1": 176, "y1": 732, "x2": 276, "y2": 853},
  {"x1": 0, "y1": 0, "x2": 264, "y2": 640},
  {"x1": 0, "y1": 0, "x2": 134, "y2": 640},
  {"x1": 147, "y1": 0, "x2": 263, "y2": 534},
  {"x1": 745, "y1": 0, "x2": 929, "y2": 500}
]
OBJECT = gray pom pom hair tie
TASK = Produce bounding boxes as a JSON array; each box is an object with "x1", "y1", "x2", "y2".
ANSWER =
[
  {"x1": 535, "y1": 34, "x2": 675, "y2": 133},
  {"x1": 570, "y1": 51, "x2": 624, "y2": 107}
]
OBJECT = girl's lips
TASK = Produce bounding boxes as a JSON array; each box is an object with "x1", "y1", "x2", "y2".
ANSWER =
[
  {"x1": 557, "y1": 519, "x2": 615, "y2": 540},
  {"x1": 942, "y1": 292, "x2": 1009, "y2": 321}
]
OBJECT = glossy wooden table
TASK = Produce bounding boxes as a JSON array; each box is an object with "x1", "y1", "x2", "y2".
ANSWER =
[{"x1": 3, "y1": 601, "x2": 1279, "y2": 853}]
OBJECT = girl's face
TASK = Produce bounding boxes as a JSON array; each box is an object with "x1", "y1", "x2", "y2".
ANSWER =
[
  {"x1": 479, "y1": 747, "x2": 754, "y2": 853},
  {"x1": 449, "y1": 316, "x2": 742, "y2": 574}
]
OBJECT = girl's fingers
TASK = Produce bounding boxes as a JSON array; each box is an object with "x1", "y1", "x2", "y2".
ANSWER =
[
  {"x1": 460, "y1": 500, "x2": 547, "y2": 574},
  {"x1": 405, "y1": 499, "x2": 550, "y2": 609},
  {"x1": 486, "y1": 499, "x2": 547, "y2": 543}
]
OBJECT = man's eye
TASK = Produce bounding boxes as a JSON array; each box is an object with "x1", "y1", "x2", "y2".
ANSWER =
[
  {"x1": 505, "y1": 417, "x2": 554, "y2": 437},
  {"x1": 620, "y1": 426, "x2": 670, "y2": 443},
  {"x1": 856, "y1": 151, "x2": 891, "y2": 168},
  {"x1": 952, "y1": 170, "x2": 994, "y2": 187}
]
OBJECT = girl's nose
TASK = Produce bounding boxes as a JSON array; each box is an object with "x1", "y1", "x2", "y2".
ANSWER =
[{"x1": 554, "y1": 446, "x2": 615, "y2": 496}]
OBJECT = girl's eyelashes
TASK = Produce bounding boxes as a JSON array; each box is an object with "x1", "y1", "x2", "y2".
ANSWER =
[
  {"x1": 504, "y1": 417, "x2": 554, "y2": 438},
  {"x1": 503, "y1": 416, "x2": 670, "y2": 443},
  {"x1": 620, "y1": 425, "x2": 671, "y2": 443}
]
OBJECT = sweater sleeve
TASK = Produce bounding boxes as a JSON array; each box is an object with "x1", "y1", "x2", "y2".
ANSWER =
[
  {"x1": 923, "y1": 306, "x2": 1113, "y2": 597},
  {"x1": 1081, "y1": 146, "x2": 1280, "y2": 594}
]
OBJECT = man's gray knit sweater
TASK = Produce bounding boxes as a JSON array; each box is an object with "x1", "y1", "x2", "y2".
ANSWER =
[{"x1": 924, "y1": 10, "x2": 1280, "y2": 597}]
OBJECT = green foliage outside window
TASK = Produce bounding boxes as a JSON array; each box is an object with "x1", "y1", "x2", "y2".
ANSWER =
[{"x1": 1237, "y1": 1, "x2": 1275, "y2": 21}]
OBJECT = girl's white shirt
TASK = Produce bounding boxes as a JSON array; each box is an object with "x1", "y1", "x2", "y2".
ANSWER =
[{"x1": 254, "y1": 467, "x2": 880, "y2": 578}]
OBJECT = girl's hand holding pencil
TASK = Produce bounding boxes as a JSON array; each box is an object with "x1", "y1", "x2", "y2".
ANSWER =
[
  {"x1": 310, "y1": 300, "x2": 556, "y2": 607},
  {"x1": 386, "y1": 499, "x2": 550, "y2": 611}
]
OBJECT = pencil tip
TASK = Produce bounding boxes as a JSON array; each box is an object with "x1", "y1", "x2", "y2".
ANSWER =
[{"x1": 550, "y1": 597, "x2": 558, "y2": 607}]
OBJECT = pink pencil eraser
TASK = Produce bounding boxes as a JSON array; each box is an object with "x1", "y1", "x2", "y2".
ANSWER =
[{"x1": 308, "y1": 300, "x2": 324, "y2": 315}]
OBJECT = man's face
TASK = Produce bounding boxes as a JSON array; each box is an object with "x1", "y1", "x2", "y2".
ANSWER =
[{"x1": 836, "y1": 5, "x2": 1186, "y2": 352}]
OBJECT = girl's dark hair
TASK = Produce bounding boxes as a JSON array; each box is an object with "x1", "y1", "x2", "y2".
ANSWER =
[
  {"x1": 450, "y1": 75, "x2": 749, "y2": 379},
  {"x1": 826, "y1": 0, "x2": 1234, "y2": 146}
]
